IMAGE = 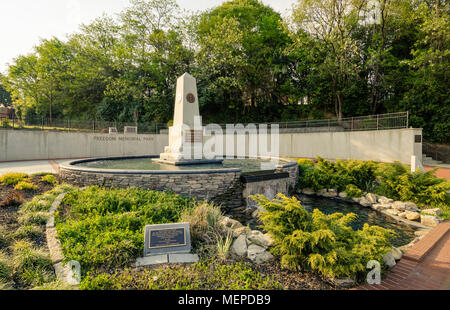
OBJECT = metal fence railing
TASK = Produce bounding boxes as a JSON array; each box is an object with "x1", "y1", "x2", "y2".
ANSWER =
[
  {"x1": 0, "y1": 111, "x2": 409, "y2": 134},
  {"x1": 213, "y1": 112, "x2": 409, "y2": 133}
]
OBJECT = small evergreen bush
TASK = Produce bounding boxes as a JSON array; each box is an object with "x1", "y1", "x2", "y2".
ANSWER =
[
  {"x1": 0, "y1": 173, "x2": 28, "y2": 185},
  {"x1": 14, "y1": 181, "x2": 38, "y2": 191},
  {"x1": 252, "y1": 194, "x2": 394, "y2": 280}
]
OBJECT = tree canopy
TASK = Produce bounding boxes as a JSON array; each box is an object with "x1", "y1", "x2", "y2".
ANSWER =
[{"x1": 2, "y1": 0, "x2": 449, "y2": 142}]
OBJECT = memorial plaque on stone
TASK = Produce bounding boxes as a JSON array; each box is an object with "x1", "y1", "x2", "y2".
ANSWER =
[{"x1": 144, "y1": 222, "x2": 191, "y2": 256}]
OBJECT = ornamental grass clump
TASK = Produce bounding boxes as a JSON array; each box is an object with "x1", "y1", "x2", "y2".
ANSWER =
[{"x1": 252, "y1": 194, "x2": 394, "y2": 280}]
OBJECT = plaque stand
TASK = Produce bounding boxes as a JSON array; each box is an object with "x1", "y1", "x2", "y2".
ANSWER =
[{"x1": 135, "y1": 222, "x2": 199, "y2": 267}]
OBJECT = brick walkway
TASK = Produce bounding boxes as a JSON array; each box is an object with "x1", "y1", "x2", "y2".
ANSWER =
[
  {"x1": 424, "y1": 166, "x2": 450, "y2": 180},
  {"x1": 356, "y1": 222, "x2": 450, "y2": 290}
]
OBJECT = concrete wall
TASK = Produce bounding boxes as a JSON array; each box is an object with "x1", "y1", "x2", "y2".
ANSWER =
[
  {"x1": 0, "y1": 128, "x2": 422, "y2": 164},
  {"x1": 0, "y1": 130, "x2": 167, "y2": 161},
  {"x1": 280, "y1": 128, "x2": 423, "y2": 164}
]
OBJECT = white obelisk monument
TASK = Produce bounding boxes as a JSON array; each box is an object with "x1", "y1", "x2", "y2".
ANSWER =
[{"x1": 156, "y1": 73, "x2": 223, "y2": 165}]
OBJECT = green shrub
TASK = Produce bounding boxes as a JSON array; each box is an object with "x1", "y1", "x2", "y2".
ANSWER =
[
  {"x1": 55, "y1": 186, "x2": 195, "y2": 274},
  {"x1": 80, "y1": 261, "x2": 281, "y2": 290},
  {"x1": 14, "y1": 181, "x2": 38, "y2": 191},
  {"x1": 375, "y1": 162, "x2": 450, "y2": 211},
  {"x1": 41, "y1": 175, "x2": 57, "y2": 185},
  {"x1": 0, "y1": 173, "x2": 28, "y2": 185},
  {"x1": 252, "y1": 194, "x2": 394, "y2": 280},
  {"x1": 345, "y1": 184, "x2": 364, "y2": 198},
  {"x1": 297, "y1": 158, "x2": 378, "y2": 192}
]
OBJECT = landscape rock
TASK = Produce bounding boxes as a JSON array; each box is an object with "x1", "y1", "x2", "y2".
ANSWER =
[
  {"x1": 392, "y1": 201, "x2": 406, "y2": 212},
  {"x1": 302, "y1": 188, "x2": 315, "y2": 195},
  {"x1": 232, "y1": 227, "x2": 248, "y2": 238},
  {"x1": 332, "y1": 277, "x2": 356, "y2": 289},
  {"x1": 359, "y1": 197, "x2": 373, "y2": 207},
  {"x1": 422, "y1": 208, "x2": 442, "y2": 217},
  {"x1": 372, "y1": 204, "x2": 390, "y2": 211},
  {"x1": 323, "y1": 189, "x2": 338, "y2": 198},
  {"x1": 414, "y1": 229, "x2": 430, "y2": 237},
  {"x1": 405, "y1": 202, "x2": 420, "y2": 212},
  {"x1": 247, "y1": 230, "x2": 273, "y2": 248},
  {"x1": 317, "y1": 189, "x2": 328, "y2": 196},
  {"x1": 405, "y1": 211, "x2": 421, "y2": 221},
  {"x1": 383, "y1": 252, "x2": 396, "y2": 268},
  {"x1": 421, "y1": 215, "x2": 441, "y2": 227},
  {"x1": 365, "y1": 193, "x2": 378, "y2": 204},
  {"x1": 378, "y1": 197, "x2": 394, "y2": 205},
  {"x1": 398, "y1": 212, "x2": 408, "y2": 219},
  {"x1": 352, "y1": 197, "x2": 362, "y2": 203},
  {"x1": 391, "y1": 247, "x2": 403, "y2": 261},
  {"x1": 338, "y1": 192, "x2": 347, "y2": 199},
  {"x1": 247, "y1": 244, "x2": 274, "y2": 263},
  {"x1": 231, "y1": 235, "x2": 247, "y2": 257},
  {"x1": 385, "y1": 209, "x2": 400, "y2": 216},
  {"x1": 220, "y1": 217, "x2": 244, "y2": 229}
]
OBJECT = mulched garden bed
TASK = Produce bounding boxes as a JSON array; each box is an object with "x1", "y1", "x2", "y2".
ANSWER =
[
  {"x1": 253, "y1": 259, "x2": 338, "y2": 290},
  {"x1": 0, "y1": 174, "x2": 55, "y2": 246}
]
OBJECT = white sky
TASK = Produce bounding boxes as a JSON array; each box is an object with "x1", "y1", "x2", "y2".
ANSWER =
[{"x1": 0, "y1": 0, "x2": 296, "y2": 74}]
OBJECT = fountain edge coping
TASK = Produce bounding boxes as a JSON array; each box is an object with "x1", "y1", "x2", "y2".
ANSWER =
[{"x1": 59, "y1": 155, "x2": 297, "y2": 175}]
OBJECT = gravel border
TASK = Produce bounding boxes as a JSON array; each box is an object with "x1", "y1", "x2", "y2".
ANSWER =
[{"x1": 45, "y1": 193, "x2": 79, "y2": 289}]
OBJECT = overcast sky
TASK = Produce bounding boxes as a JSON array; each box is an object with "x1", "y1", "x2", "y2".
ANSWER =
[{"x1": 0, "y1": 0, "x2": 296, "y2": 74}]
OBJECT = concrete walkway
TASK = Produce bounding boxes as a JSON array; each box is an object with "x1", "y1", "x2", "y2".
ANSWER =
[
  {"x1": 0, "y1": 159, "x2": 69, "y2": 176},
  {"x1": 356, "y1": 222, "x2": 450, "y2": 290}
]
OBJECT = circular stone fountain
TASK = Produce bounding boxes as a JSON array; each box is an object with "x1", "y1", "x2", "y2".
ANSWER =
[{"x1": 59, "y1": 156, "x2": 298, "y2": 220}]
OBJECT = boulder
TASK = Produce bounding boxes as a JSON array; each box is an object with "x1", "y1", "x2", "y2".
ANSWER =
[
  {"x1": 422, "y1": 208, "x2": 442, "y2": 217},
  {"x1": 247, "y1": 244, "x2": 274, "y2": 263},
  {"x1": 365, "y1": 193, "x2": 378, "y2": 204},
  {"x1": 385, "y1": 209, "x2": 400, "y2": 216},
  {"x1": 331, "y1": 277, "x2": 356, "y2": 289},
  {"x1": 359, "y1": 197, "x2": 373, "y2": 207},
  {"x1": 378, "y1": 197, "x2": 394, "y2": 205},
  {"x1": 392, "y1": 201, "x2": 406, "y2": 212},
  {"x1": 231, "y1": 235, "x2": 247, "y2": 257},
  {"x1": 405, "y1": 202, "x2": 420, "y2": 212},
  {"x1": 317, "y1": 189, "x2": 328, "y2": 196},
  {"x1": 352, "y1": 197, "x2": 362, "y2": 203},
  {"x1": 405, "y1": 211, "x2": 421, "y2": 221},
  {"x1": 220, "y1": 216, "x2": 243, "y2": 229},
  {"x1": 302, "y1": 188, "x2": 315, "y2": 195},
  {"x1": 383, "y1": 252, "x2": 396, "y2": 268},
  {"x1": 232, "y1": 227, "x2": 248, "y2": 238},
  {"x1": 421, "y1": 215, "x2": 441, "y2": 227},
  {"x1": 338, "y1": 192, "x2": 347, "y2": 199},
  {"x1": 323, "y1": 189, "x2": 338, "y2": 198},
  {"x1": 398, "y1": 212, "x2": 408, "y2": 219},
  {"x1": 391, "y1": 247, "x2": 403, "y2": 261},
  {"x1": 372, "y1": 204, "x2": 390, "y2": 211},
  {"x1": 247, "y1": 230, "x2": 273, "y2": 248},
  {"x1": 414, "y1": 229, "x2": 430, "y2": 237}
]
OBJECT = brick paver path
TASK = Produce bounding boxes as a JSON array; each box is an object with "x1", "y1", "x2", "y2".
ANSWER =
[
  {"x1": 356, "y1": 222, "x2": 450, "y2": 290},
  {"x1": 424, "y1": 166, "x2": 450, "y2": 180}
]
